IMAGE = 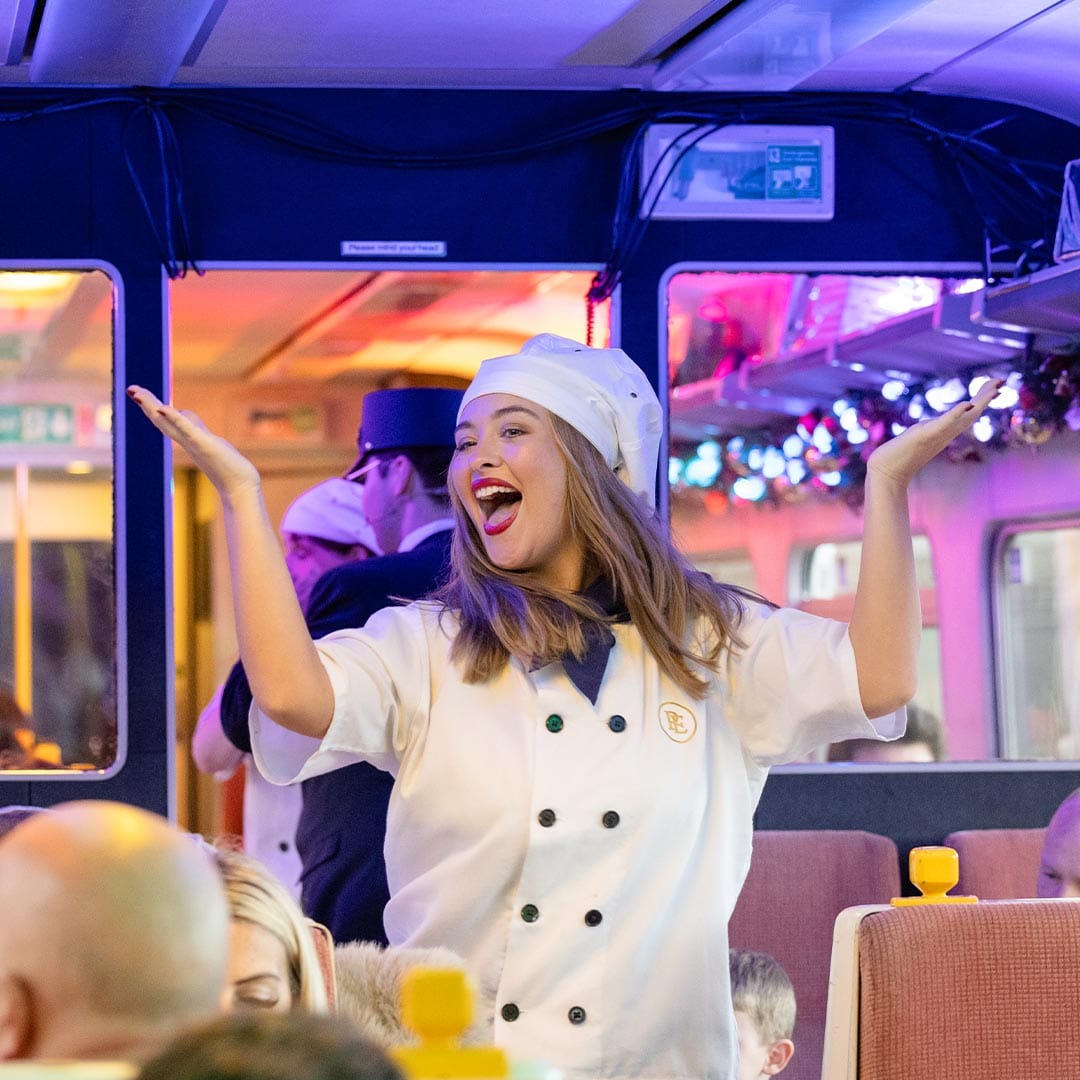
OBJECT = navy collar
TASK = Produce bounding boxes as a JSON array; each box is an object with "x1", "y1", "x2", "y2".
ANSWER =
[{"x1": 561, "y1": 578, "x2": 629, "y2": 705}]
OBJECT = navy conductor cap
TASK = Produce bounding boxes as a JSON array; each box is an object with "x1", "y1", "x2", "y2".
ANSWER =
[{"x1": 346, "y1": 387, "x2": 464, "y2": 477}]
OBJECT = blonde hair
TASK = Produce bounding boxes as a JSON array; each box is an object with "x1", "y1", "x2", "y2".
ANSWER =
[
  {"x1": 729, "y1": 949, "x2": 796, "y2": 1044},
  {"x1": 215, "y1": 847, "x2": 329, "y2": 1014},
  {"x1": 437, "y1": 412, "x2": 756, "y2": 697}
]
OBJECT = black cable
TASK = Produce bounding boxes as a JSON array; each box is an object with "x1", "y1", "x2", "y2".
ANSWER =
[
  {"x1": 588, "y1": 103, "x2": 1065, "y2": 300},
  {"x1": 120, "y1": 98, "x2": 200, "y2": 278},
  {"x1": 167, "y1": 91, "x2": 657, "y2": 167},
  {"x1": 593, "y1": 121, "x2": 725, "y2": 301},
  {"x1": 0, "y1": 89, "x2": 1066, "y2": 288}
]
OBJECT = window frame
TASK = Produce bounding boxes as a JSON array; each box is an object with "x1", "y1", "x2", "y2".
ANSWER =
[
  {"x1": 991, "y1": 513, "x2": 1080, "y2": 762},
  {"x1": 0, "y1": 260, "x2": 127, "y2": 781},
  {"x1": 661, "y1": 260, "x2": 1080, "y2": 774}
]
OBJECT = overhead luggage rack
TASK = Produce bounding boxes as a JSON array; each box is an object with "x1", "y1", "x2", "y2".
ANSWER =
[
  {"x1": 745, "y1": 297, "x2": 1027, "y2": 405},
  {"x1": 979, "y1": 260, "x2": 1080, "y2": 335},
  {"x1": 669, "y1": 374, "x2": 816, "y2": 442},
  {"x1": 670, "y1": 292, "x2": 1032, "y2": 440}
]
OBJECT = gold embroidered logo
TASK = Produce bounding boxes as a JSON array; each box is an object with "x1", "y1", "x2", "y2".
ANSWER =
[{"x1": 659, "y1": 701, "x2": 697, "y2": 743}]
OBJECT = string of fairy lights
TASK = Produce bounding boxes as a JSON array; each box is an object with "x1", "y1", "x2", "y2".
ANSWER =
[{"x1": 669, "y1": 338, "x2": 1080, "y2": 508}]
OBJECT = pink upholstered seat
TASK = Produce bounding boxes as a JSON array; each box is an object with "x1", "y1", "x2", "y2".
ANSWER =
[
  {"x1": 729, "y1": 830, "x2": 900, "y2": 1080},
  {"x1": 942, "y1": 828, "x2": 1046, "y2": 899},
  {"x1": 833, "y1": 900, "x2": 1080, "y2": 1080}
]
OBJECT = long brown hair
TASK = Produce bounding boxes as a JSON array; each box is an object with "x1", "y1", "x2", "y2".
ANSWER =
[{"x1": 435, "y1": 411, "x2": 757, "y2": 698}]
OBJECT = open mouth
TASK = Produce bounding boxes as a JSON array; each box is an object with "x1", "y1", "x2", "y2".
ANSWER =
[{"x1": 473, "y1": 480, "x2": 522, "y2": 536}]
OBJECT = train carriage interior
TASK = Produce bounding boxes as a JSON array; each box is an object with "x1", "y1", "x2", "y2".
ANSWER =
[{"x1": 3, "y1": 1, "x2": 1080, "y2": 1074}]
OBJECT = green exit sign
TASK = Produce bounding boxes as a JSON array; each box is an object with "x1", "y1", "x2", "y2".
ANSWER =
[
  {"x1": 0, "y1": 404, "x2": 75, "y2": 444},
  {"x1": 0, "y1": 333, "x2": 23, "y2": 364}
]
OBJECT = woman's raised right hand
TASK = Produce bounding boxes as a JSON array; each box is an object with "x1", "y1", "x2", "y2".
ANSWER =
[{"x1": 127, "y1": 385, "x2": 261, "y2": 502}]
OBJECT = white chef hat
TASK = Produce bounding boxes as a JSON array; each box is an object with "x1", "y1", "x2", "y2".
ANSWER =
[
  {"x1": 280, "y1": 478, "x2": 380, "y2": 553},
  {"x1": 459, "y1": 333, "x2": 663, "y2": 507}
]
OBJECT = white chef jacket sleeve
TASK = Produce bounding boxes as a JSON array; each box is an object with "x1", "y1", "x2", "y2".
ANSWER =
[
  {"x1": 249, "y1": 603, "x2": 431, "y2": 785},
  {"x1": 723, "y1": 602, "x2": 905, "y2": 766},
  {"x1": 192, "y1": 682, "x2": 244, "y2": 780}
]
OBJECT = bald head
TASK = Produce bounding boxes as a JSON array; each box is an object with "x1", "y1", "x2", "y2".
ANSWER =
[
  {"x1": 1038, "y1": 789, "x2": 1080, "y2": 899},
  {"x1": 0, "y1": 806, "x2": 40, "y2": 841},
  {"x1": 0, "y1": 801, "x2": 229, "y2": 1061}
]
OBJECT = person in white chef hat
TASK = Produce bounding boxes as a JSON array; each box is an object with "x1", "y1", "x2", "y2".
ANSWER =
[
  {"x1": 276, "y1": 478, "x2": 381, "y2": 613},
  {"x1": 129, "y1": 336, "x2": 999, "y2": 1080},
  {"x1": 192, "y1": 476, "x2": 379, "y2": 898}
]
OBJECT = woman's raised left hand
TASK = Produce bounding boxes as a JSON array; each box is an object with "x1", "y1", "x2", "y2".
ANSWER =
[
  {"x1": 865, "y1": 377, "x2": 1002, "y2": 487},
  {"x1": 127, "y1": 385, "x2": 262, "y2": 503}
]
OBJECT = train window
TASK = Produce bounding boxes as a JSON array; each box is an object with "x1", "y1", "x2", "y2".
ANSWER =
[
  {"x1": 690, "y1": 551, "x2": 757, "y2": 592},
  {"x1": 797, "y1": 537, "x2": 935, "y2": 599},
  {"x1": 794, "y1": 536, "x2": 945, "y2": 735},
  {"x1": 664, "y1": 266, "x2": 995, "y2": 764},
  {"x1": 994, "y1": 521, "x2": 1080, "y2": 761},
  {"x1": 0, "y1": 268, "x2": 117, "y2": 774}
]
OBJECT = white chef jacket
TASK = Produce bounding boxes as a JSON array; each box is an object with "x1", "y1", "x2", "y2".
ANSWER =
[
  {"x1": 251, "y1": 600, "x2": 901, "y2": 1080},
  {"x1": 193, "y1": 683, "x2": 303, "y2": 898}
]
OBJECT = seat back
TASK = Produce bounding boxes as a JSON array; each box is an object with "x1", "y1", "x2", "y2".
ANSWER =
[
  {"x1": 942, "y1": 827, "x2": 1046, "y2": 898},
  {"x1": 728, "y1": 830, "x2": 900, "y2": 1080},
  {"x1": 308, "y1": 920, "x2": 337, "y2": 1011},
  {"x1": 845, "y1": 900, "x2": 1080, "y2": 1080},
  {"x1": 0, "y1": 1066, "x2": 135, "y2": 1079}
]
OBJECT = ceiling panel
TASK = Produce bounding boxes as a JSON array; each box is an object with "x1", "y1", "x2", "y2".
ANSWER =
[
  {"x1": 0, "y1": 0, "x2": 32, "y2": 67},
  {"x1": 30, "y1": 0, "x2": 220, "y2": 85},
  {"x1": 799, "y1": 0, "x2": 1056, "y2": 92},
  {"x1": 169, "y1": 270, "x2": 367, "y2": 379},
  {"x1": 653, "y1": 0, "x2": 942, "y2": 93},
  {"x1": 918, "y1": 1, "x2": 1080, "y2": 124},
  {"x1": 38, "y1": 273, "x2": 113, "y2": 377},
  {"x1": 189, "y1": 0, "x2": 641, "y2": 72},
  {"x1": 0, "y1": 267, "x2": 596, "y2": 393},
  {"x1": 169, "y1": 268, "x2": 597, "y2": 385},
  {"x1": 0, "y1": 0, "x2": 1074, "y2": 124},
  {"x1": 564, "y1": 0, "x2": 726, "y2": 66}
]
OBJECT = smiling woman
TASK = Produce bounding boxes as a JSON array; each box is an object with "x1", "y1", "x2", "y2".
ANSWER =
[
  {"x1": 451, "y1": 397, "x2": 581, "y2": 589},
  {"x1": 128, "y1": 331, "x2": 997, "y2": 1080}
]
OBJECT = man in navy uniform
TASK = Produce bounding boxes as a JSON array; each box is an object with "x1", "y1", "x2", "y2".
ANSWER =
[{"x1": 220, "y1": 386, "x2": 462, "y2": 944}]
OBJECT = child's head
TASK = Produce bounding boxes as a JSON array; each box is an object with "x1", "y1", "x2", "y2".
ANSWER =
[
  {"x1": 730, "y1": 949, "x2": 796, "y2": 1080},
  {"x1": 1038, "y1": 787, "x2": 1080, "y2": 898}
]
